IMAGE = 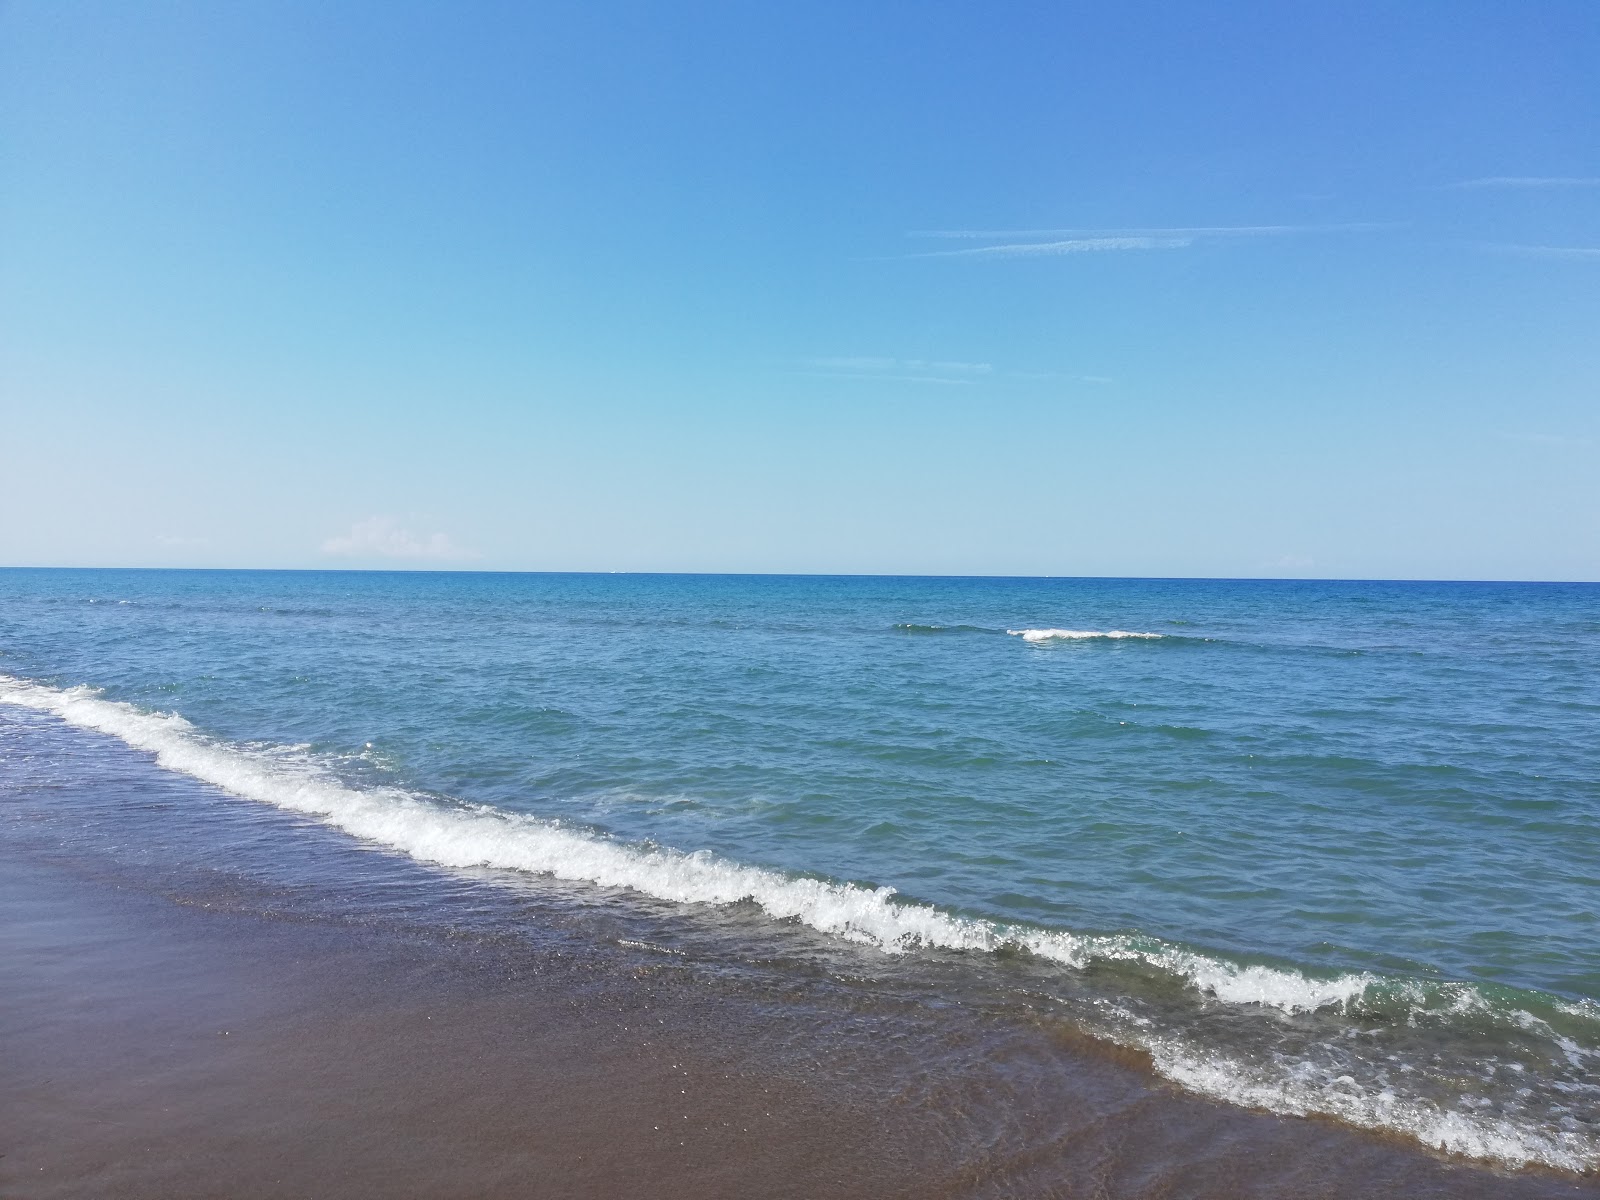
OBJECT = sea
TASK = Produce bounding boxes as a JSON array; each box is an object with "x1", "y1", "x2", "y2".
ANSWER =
[{"x1": 1, "y1": 568, "x2": 1596, "y2": 1175}]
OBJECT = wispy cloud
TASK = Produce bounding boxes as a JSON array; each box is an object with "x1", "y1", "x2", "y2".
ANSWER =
[
  {"x1": 321, "y1": 517, "x2": 479, "y2": 562},
  {"x1": 911, "y1": 236, "x2": 1193, "y2": 260},
  {"x1": 1450, "y1": 176, "x2": 1600, "y2": 189},
  {"x1": 909, "y1": 223, "x2": 1386, "y2": 239},
  {"x1": 1487, "y1": 243, "x2": 1600, "y2": 261},
  {"x1": 901, "y1": 222, "x2": 1388, "y2": 261}
]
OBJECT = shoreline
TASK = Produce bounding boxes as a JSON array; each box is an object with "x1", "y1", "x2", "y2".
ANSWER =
[{"x1": 4, "y1": 760, "x2": 1594, "y2": 1198}]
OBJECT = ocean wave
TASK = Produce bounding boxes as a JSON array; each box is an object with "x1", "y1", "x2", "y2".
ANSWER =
[
  {"x1": 1144, "y1": 1036, "x2": 1596, "y2": 1172},
  {"x1": 1007, "y1": 628, "x2": 1163, "y2": 642},
  {"x1": 0, "y1": 677, "x2": 1409, "y2": 1015},
  {"x1": 892, "y1": 623, "x2": 989, "y2": 634},
  {"x1": 2, "y1": 672, "x2": 1594, "y2": 1172}
]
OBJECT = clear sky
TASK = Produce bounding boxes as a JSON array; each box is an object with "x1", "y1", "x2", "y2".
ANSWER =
[{"x1": 3, "y1": 2, "x2": 1596, "y2": 579}]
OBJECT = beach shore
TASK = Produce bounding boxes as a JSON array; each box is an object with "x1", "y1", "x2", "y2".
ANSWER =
[
  {"x1": 2, "y1": 848, "x2": 924, "y2": 1199},
  {"x1": 4, "y1": 832, "x2": 1591, "y2": 1199}
]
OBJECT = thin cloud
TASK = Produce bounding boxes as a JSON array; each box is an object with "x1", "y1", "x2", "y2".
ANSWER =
[
  {"x1": 908, "y1": 223, "x2": 1386, "y2": 239},
  {"x1": 911, "y1": 236, "x2": 1193, "y2": 260},
  {"x1": 1450, "y1": 176, "x2": 1600, "y2": 189},
  {"x1": 1488, "y1": 243, "x2": 1600, "y2": 261},
  {"x1": 321, "y1": 517, "x2": 479, "y2": 562}
]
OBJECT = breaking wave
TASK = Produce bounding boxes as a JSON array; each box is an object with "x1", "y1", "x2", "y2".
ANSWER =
[
  {"x1": 1008, "y1": 628, "x2": 1163, "y2": 641},
  {"x1": 1146, "y1": 1036, "x2": 1597, "y2": 1173},
  {"x1": 1, "y1": 672, "x2": 1594, "y2": 1174}
]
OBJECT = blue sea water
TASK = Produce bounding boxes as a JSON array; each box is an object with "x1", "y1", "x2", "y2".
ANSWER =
[{"x1": 2, "y1": 569, "x2": 1597, "y2": 1169}]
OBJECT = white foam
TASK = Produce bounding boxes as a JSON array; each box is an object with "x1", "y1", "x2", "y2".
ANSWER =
[
  {"x1": 0, "y1": 675, "x2": 1395, "y2": 1016},
  {"x1": 3, "y1": 673, "x2": 1592, "y2": 1173},
  {"x1": 0, "y1": 676, "x2": 1002, "y2": 956},
  {"x1": 1146, "y1": 948, "x2": 1377, "y2": 1012},
  {"x1": 1144, "y1": 1037, "x2": 1599, "y2": 1173},
  {"x1": 1015, "y1": 930, "x2": 1380, "y2": 1014},
  {"x1": 1007, "y1": 628, "x2": 1162, "y2": 642}
]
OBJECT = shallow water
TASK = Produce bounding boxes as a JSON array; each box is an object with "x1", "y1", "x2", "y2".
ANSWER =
[{"x1": 1, "y1": 569, "x2": 1596, "y2": 1171}]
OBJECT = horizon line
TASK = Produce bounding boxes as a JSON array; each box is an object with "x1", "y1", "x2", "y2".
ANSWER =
[{"x1": 1, "y1": 565, "x2": 1595, "y2": 586}]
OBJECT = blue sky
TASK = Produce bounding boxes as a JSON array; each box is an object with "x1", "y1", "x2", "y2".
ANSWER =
[{"x1": 3, "y1": 2, "x2": 1596, "y2": 578}]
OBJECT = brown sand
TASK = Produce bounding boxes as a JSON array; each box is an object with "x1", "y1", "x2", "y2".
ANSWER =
[{"x1": 3, "y1": 848, "x2": 1595, "y2": 1199}]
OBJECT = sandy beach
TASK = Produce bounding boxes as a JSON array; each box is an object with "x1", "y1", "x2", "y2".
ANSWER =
[{"x1": 4, "y1": 745, "x2": 1592, "y2": 1199}]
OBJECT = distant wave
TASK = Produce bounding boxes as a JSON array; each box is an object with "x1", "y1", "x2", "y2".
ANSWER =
[
  {"x1": 1007, "y1": 628, "x2": 1163, "y2": 641},
  {"x1": 892, "y1": 623, "x2": 990, "y2": 635},
  {"x1": 1, "y1": 672, "x2": 1593, "y2": 1174}
]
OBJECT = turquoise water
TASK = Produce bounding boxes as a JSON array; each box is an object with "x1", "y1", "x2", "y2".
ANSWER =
[{"x1": 2, "y1": 569, "x2": 1597, "y2": 1169}]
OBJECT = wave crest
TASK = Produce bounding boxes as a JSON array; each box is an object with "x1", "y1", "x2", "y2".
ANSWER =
[
  {"x1": 1007, "y1": 628, "x2": 1163, "y2": 642},
  {"x1": 2, "y1": 673, "x2": 1594, "y2": 1174}
]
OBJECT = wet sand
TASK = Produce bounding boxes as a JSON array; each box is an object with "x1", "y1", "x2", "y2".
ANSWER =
[
  {"x1": 0, "y1": 851, "x2": 920, "y2": 1199},
  {"x1": 4, "y1": 843, "x2": 1595, "y2": 1199}
]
